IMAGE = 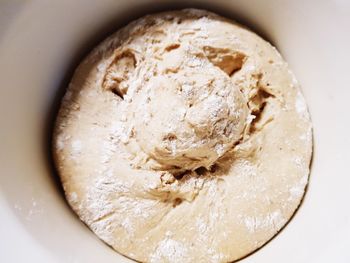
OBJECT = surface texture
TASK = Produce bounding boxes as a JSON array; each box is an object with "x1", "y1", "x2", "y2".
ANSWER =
[{"x1": 53, "y1": 9, "x2": 312, "y2": 263}]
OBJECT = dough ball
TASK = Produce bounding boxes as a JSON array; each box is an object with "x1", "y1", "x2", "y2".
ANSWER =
[{"x1": 127, "y1": 46, "x2": 249, "y2": 171}]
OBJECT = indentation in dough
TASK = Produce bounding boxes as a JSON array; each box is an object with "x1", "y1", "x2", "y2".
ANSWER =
[
  {"x1": 148, "y1": 171, "x2": 204, "y2": 204},
  {"x1": 162, "y1": 133, "x2": 177, "y2": 141},
  {"x1": 160, "y1": 44, "x2": 183, "y2": 73},
  {"x1": 203, "y1": 46, "x2": 246, "y2": 76},
  {"x1": 164, "y1": 43, "x2": 180, "y2": 52},
  {"x1": 91, "y1": 210, "x2": 115, "y2": 224},
  {"x1": 248, "y1": 83, "x2": 276, "y2": 133},
  {"x1": 194, "y1": 166, "x2": 208, "y2": 176},
  {"x1": 102, "y1": 49, "x2": 136, "y2": 99}
]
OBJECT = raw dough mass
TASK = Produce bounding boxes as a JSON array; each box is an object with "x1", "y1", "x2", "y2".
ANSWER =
[{"x1": 53, "y1": 9, "x2": 313, "y2": 263}]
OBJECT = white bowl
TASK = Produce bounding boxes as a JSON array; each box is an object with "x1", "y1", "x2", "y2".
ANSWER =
[{"x1": 1, "y1": 0, "x2": 349, "y2": 262}]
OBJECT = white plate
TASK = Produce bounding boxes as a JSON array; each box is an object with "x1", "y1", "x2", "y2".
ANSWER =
[{"x1": 0, "y1": 0, "x2": 349, "y2": 262}]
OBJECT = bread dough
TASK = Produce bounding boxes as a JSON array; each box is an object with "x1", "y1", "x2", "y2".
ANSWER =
[
  {"x1": 53, "y1": 9, "x2": 313, "y2": 263},
  {"x1": 115, "y1": 42, "x2": 249, "y2": 172}
]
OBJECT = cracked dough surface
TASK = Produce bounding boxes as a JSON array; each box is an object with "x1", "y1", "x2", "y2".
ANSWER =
[{"x1": 53, "y1": 9, "x2": 313, "y2": 263}]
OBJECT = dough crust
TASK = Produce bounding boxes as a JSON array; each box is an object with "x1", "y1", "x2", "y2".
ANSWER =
[{"x1": 53, "y1": 9, "x2": 313, "y2": 263}]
